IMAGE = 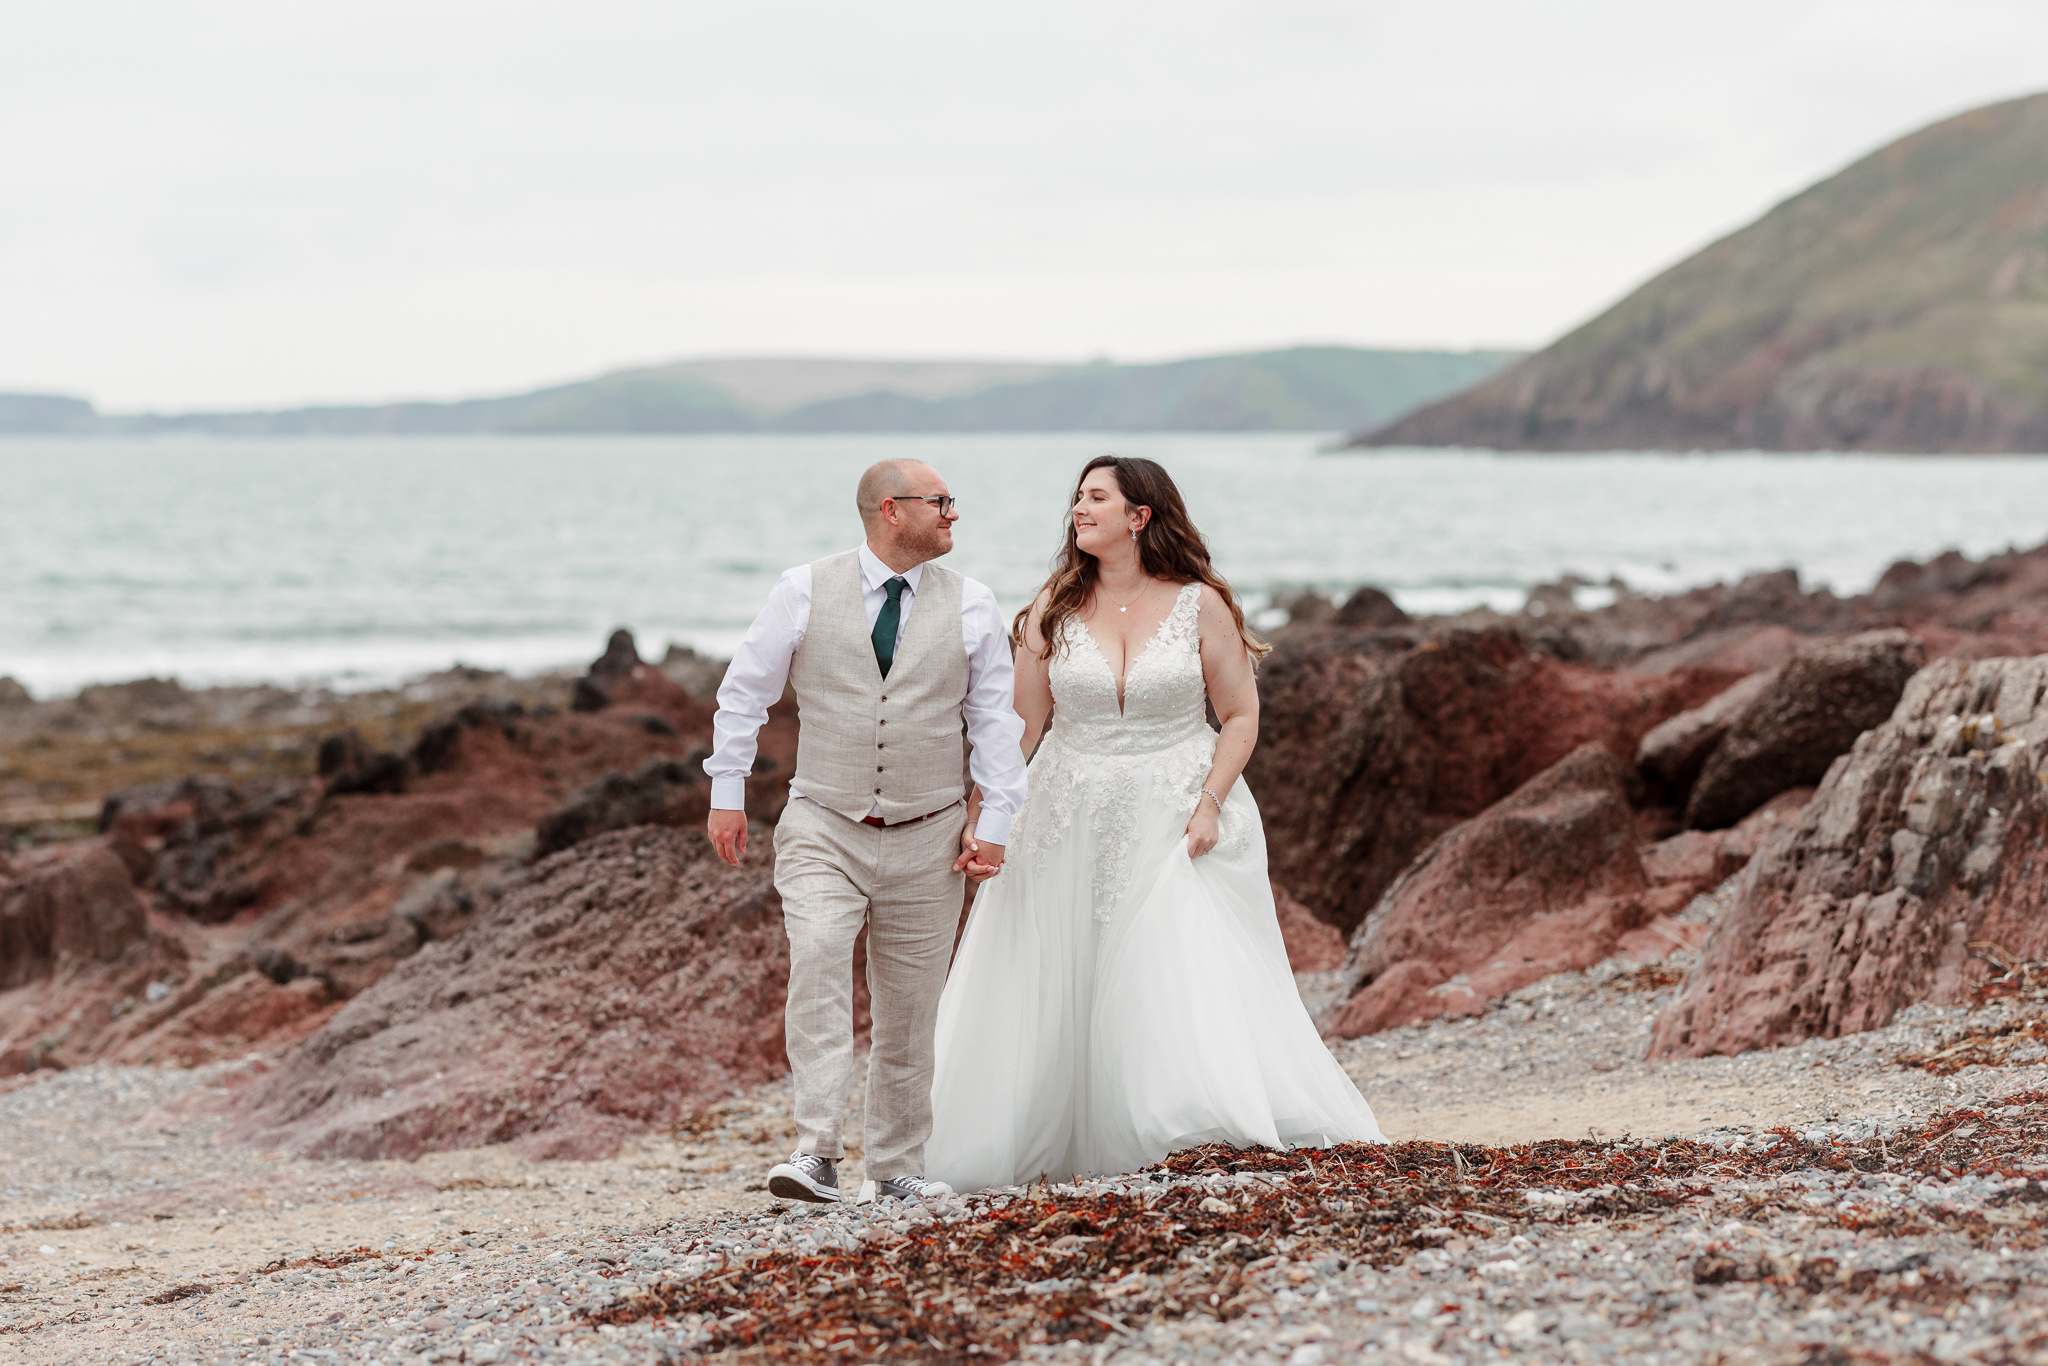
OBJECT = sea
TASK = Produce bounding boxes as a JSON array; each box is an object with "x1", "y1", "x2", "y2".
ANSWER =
[{"x1": 5, "y1": 433, "x2": 2048, "y2": 699}]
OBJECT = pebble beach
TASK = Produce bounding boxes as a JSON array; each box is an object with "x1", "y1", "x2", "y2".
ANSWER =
[{"x1": 6, "y1": 958, "x2": 2045, "y2": 1366}]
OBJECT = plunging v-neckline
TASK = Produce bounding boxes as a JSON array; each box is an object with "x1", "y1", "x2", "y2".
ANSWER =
[{"x1": 1078, "y1": 585, "x2": 1189, "y2": 715}]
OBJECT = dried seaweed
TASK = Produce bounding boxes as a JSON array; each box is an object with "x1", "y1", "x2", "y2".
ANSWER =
[
  {"x1": 1608, "y1": 963, "x2": 1688, "y2": 993},
  {"x1": 1967, "y1": 943, "x2": 2048, "y2": 1005},
  {"x1": 1897, "y1": 1016, "x2": 2048, "y2": 1075},
  {"x1": 142, "y1": 1282, "x2": 212, "y2": 1305},
  {"x1": 586, "y1": 1093, "x2": 2048, "y2": 1363},
  {"x1": 255, "y1": 1244, "x2": 438, "y2": 1275}
]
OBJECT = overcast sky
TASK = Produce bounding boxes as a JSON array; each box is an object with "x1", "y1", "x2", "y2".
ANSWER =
[{"x1": 5, "y1": 1, "x2": 2047, "y2": 409}]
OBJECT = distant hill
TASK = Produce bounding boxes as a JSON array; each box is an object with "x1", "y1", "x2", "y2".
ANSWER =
[
  {"x1": 655, "y1": 358, "x2": 1067, "y2": 409},
  {"x1": 1358, "y1": 91, "x2": 2048, "y2": 453},
  {"x1": 0, "y1": 393, "x2": 97, "y2": 434},
  {"x1": 776, "y1": 348, "x2": 1518, "y2": 432},
  {"x1": 0, "y1": 347, "x2": 1518, "y2": 436}
]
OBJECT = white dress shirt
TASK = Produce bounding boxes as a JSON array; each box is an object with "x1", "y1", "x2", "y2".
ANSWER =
[{"x1": 706, "y1": 543, "x2": 1028, "y2": 846}]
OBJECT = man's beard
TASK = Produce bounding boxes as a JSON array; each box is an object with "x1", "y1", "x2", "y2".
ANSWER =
[{"x1": 903, "y1": 523, "x2": 952, "y2": 562}]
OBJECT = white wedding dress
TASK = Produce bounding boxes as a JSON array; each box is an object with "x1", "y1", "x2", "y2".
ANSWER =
[{"x1": 926, "y1": 583, "x2": 1383, "y2": 1190}]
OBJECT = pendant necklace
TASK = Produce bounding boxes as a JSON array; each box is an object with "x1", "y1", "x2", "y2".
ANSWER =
[{"x1": 1104, "y1": 582, "x2": 1148, "y2": 614}]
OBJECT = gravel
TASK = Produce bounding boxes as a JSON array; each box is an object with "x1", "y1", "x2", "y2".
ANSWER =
[{"x1": 4, "y1": 963, "x2": 2046, "y2": 1365}]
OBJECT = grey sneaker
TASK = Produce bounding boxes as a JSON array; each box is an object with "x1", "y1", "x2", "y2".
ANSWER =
[
  {"x1": 870, "y1": 1174, "x2": 954, "y2": 1204},
  {"x1": 767, "y1": 1152, "x2": 840, "y2": 1204}
]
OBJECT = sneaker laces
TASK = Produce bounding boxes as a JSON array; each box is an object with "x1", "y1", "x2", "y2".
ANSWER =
[
  {"x1": 787, "y1": 1152, "x2": 833, "y2": 1179},
  {"x1": 884, "y1": 1175, "x2": 946, "y2": 1197}
]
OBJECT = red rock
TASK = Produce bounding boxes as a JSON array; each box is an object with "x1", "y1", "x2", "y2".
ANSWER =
[
  {"x1": 0, "y1": 841, "x2": 187, "y2": 1073},
  {"x1": 1685, "y1": 630, "x2": 1925, "y2": 829},
  {"x1": 1614, "y1": 917, "x2": 1711, "y2": 961},
  {"x1": 1637, "y1": 668, "x2": 1777, "y2": 800},
  {"x1": 1630, "y1": 625, "x2": 1807, "y2": 675},
  {"x1": 316, "y1": 728, "x2": 407, "y2": 796},
  {"x1": 1323, "y1": 744, "x2": 1649, "y2": 1038},
  {"x1": 1507, "y1": 541, "x2": 2048, "y2": 675},
  {"x1": 572, "y1": 628, "x2": 649, "y2": 712},
  {"x1": 534, "y1": 758, "x2": 710, "y2": 859},
  {"x1": 1272, "y1": 883, "x2": 1345, "y2": 972},
  {"x1": 1248, "y1": 626, "x2": 1738, "y2": 933},
  {"x1": 224, "y1": 826, "x2": 791, "y2": 1160},
  {"x1": 1637, "y1": 787, "x2": 1815, "y2": 910},
  {"x1": 0, "y1": 631, "x2": 799, "y2": 1078},
  {"x1": 0, "y1": 842, "x2": 149, "y2": 986},
  {"x1": 1650, "y1": 656, "x2": 2048, "y2": 1058},
  {"x1": 117, "y1": 972, "x2": 340, "y2": 1068},
  {"x1": 1333, "y1": 587, "x2": 1409, "y2": 629}
]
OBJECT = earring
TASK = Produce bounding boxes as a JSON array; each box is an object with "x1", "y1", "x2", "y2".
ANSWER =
[{"x1": 1130, "y1": 527, "x2": 1139, "y2": 542}]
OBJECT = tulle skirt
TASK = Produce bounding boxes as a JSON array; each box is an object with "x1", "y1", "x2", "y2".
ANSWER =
[{"x1": 926, "y1": 752, "x2": 1384, "y2": 1191}]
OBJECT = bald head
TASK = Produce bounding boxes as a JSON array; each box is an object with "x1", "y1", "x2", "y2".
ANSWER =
[
  {"x1": 856, "y1": 458, "x2": 957, "y2": 570},
  {"x1": 856, "y1": 459, "x2": 937, "y2": 527}
]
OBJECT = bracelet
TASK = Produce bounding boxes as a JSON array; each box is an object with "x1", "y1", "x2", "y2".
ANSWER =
[{"x1": 1199, "y1": 787, "x2": 1224, "y2": 815}]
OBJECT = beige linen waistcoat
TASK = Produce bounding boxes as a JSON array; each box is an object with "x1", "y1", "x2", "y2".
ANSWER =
[{"x1": 787, "y1": 550, "x2": 970, "y2": 823}]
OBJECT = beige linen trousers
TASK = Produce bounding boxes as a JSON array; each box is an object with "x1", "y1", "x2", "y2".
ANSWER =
[{"x1": 773, "y1": 797, "x2": 967, "y2": 1180}]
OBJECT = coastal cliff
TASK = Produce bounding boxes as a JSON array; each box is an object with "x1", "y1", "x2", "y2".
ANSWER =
[{"x1": 1357, "y1": 91, "x2": 2048, "y2": 452}]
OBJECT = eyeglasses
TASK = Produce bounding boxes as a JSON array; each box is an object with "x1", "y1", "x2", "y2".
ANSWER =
[{"x1": 889, "y1": 493, "x2": 958, "y2": 516}]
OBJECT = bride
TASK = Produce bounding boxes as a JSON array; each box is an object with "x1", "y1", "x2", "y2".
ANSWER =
[{"x1": 926, "y1": 455, "x2": 1383, "y2": 1190}]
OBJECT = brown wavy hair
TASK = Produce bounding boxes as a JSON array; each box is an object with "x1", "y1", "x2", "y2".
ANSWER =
[{"x1": 1016, "y1": 454, "x2": 1269, "y2": 664}]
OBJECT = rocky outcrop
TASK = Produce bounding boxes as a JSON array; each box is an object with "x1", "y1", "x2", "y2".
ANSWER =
[
  {"x1": 410, "y1": 697, "x2": 534, "y2": 775},
  {"x1": 1635, "y1": 787, "x2": 1812, "y2": 913},
  {"x1": 1651, "y1": 656, "x2": 2048, "y2": 1058},
  {"x1": 225, "y1": 827, "x2": 792, "y2": 1160},
  {"x1": 1247, "y1": 626, "x2": 1739, "y2": 933},
  {"x1": 1684, "y1": 631, "x2": 1924, "y2": 829},
  {"x1": 1334, "y1": 587, "x2": 1409, "y2": 630},
  {"x1": 1637, "y1": 669, "x2": 1776, "y2": 800},
  {"x1": 316, "y1": 728, "x2": 407, "y2": 796},
  {"x1": 0, "y1": 630, "x2": 800, "y2": 1078},
  {"x1": 573, "y1": 629, "x2": 644, "y2": 712},
  {"x1": 1347, "y1": 535, "x2": 2048, "y2": 686},
  {"x1": 1272, "y1": 883, "x2": 1346, "y2": 973},
  {"x1": 0, "y1": 841, "x2": 187, "y2": 1071},
  {"x1": 1322, "y1": 745, "x2": 1650, "y2": 1037},
  {"x1": 534, "y1": 757, "x2": 710, "y2": 858},
  {"x1": 0, "y1": 843, "x2": 151, "y2": 989}
]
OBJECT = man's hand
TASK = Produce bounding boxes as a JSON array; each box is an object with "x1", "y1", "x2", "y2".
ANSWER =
[
  {"x1": 708, "y1": 809, "x2": 748, "y2": 866},
  {"x1": 954, "y1": 830, "x2": 1007, "y2": 883}
]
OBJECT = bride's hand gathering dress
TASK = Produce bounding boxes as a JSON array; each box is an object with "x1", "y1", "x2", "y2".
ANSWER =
[{"x1": 926, "y1": 583, "x2": 1384, "y2": 1190}]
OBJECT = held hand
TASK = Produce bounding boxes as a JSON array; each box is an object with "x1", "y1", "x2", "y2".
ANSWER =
[
  {"x1": 953, "y1": 826, "x2": 982, "y2": 876},
  {"x1": 1184, "y1": 803, "x2": 1220, "y2": 859},
  {"x1": 954, "y1": 831, "x2": 1006, "y2": 883},
  {"x1": 708, "y1": 809, "x2": 748, "y2": 867}
]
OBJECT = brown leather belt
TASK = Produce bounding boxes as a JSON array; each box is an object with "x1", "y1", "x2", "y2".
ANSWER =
[{"x1": 861, "y1": 802, "x2": 959, "y2": 829}]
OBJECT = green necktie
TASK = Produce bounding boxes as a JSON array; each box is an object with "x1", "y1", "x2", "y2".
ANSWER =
[{"x1": 872, "y1": 576, "x2": 908, "y2": 677}]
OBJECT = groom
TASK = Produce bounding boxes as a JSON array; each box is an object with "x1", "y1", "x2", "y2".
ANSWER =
[{"x1": 704, "y1": 459, "x2": 1027, "y2": 1204}]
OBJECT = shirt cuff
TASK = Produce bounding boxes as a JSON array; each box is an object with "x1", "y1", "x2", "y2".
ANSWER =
[
  {"x1": 972, "y1": 806, "x2": 1014, "y2": 847},
  {"x1": 710, "y1": 777, "x2": 748, "y2": 811}
]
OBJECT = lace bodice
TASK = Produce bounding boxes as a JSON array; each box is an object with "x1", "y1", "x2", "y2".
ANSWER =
[
  {"x1": 1046, "y1": 582, "x2": 1210, "y2": 754},
  {"x1": 1014, "y1": 583, "x2": 1248, "y2": 923}
]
